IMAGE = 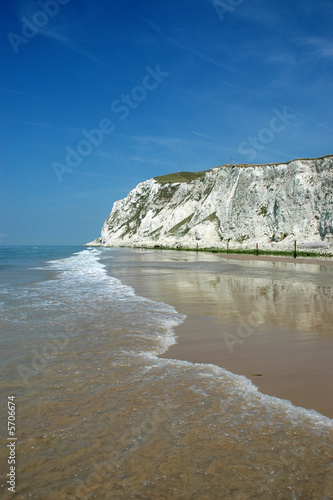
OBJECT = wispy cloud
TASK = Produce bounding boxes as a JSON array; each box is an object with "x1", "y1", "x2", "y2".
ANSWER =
[
  {"x1": 234, "y1": 2, "x2": 286, "y2": 29},
  {"x1": 131, "y1": 135, "x2": 187, "y2": 148},
  {"x1": 0, "y1": 116, "x2": 80, "y2": 133},
  {"x1": 297, "y1": 36, "x2": 333, "y2": 59},
  {"x1": 139, "y1": 15, "x2": 234, "y2": 72},
  {"x1": 191, "y1": 131, "x2": 219, "y2": 141},
  {"x1": 10, "y1": 119, "x2": 53, "y2": 128},
  {"x1": 288, "y1": 108, "x2": 333, "y2": 134},
  {"x1": 139, "y1": 16, "x2": 162, "y2": 36},
  {"x1": 129, "y1": 134, "x2": 233, "y2": 163},
  {"x1": 127, "y1": 156, "x2": 178, "y2": 170},
  {"x1": 166, "y1": 34, "x2": 234, "y2": 71},
  {"x1": 70, "y1": 170, "x2": 140, "y2": 182},
  {"x1": 38, "y1": 26, "x2": 110, "y2": 67},
  {"x1": 266, "y1": 52, "x2": 297, "y2": 66},
  {"x1": 0, "y1": 87, "x2": 41, "y2": 99},
  {"x1": 13, "y1": 0, "x2": 110, "y2": 67}
]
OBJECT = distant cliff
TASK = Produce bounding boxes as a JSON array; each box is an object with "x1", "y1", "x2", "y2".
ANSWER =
[{"x1": 87, "y1": 156, "x2": 333, "y2": 253}]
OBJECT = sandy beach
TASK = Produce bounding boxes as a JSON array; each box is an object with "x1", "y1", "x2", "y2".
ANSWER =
[
  {"x1": 2, "y1": 246, "x2": 333, "y2": 499},
  {"x1": 109, "y1": 249, "x2": 333, "y2": 419}
]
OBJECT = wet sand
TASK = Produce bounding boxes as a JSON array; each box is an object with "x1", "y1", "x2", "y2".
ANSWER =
[
  {"x1": 161, "y1": 317, "x2": 333, "y2": 418},
  {"x1": 203, "y1": 252, "x2": 333, "y2": 266},
  {"x1": 108, "y1": 249, "x2": 333, "y2": 419}
]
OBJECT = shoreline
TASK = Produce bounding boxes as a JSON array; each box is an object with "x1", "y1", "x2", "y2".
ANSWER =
[
  {"x1": 105, "y1": 249, "x2": 333, "y2": 419},
  {"x1": 157, "y1": 250, "x2": 333, "y2": 266},
  {"x1": 87, "y1": 243, "x2": 333, "y2": 262},
  {"x1": 159, "y1": 318, "x2": 333, "y2": 419}
]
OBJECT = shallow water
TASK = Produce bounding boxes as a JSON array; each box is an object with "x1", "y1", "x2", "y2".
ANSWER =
[{"x1": 0, "y1": 246, "x2": 332, "y2": 499}]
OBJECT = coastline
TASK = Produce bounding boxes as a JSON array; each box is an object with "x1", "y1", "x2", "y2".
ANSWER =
[
  {"x1": 106, "y1": 248, "x2": 333, "y2": 419},
  {"x1": 155, "y1": 249, "x2": 333, "y2": 266},
  {"x1": 86, "y1": 242, "x2": 333, "y2": 261}
]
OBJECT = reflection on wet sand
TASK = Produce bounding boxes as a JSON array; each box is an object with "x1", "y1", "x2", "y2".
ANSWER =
[{"x1": 109, "y1": 250, "x2": 333, "y2": 417}]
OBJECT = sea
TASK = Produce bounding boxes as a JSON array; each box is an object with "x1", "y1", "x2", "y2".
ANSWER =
[{"x1": 0, "y1": 245, "x2": 332, "y2": 499}]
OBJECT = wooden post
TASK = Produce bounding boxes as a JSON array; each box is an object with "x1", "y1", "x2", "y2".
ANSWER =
[
  {"x1": 256, "y1": 243, "x2": 258, "y2": 256},
  {"x1": 294, "y1": 240, "x2": 297, "y2": 259},
  {"x1": 196, "y1": 243, "x2": 198, "y2": 253},
  {"x1": 227, "y1": 241, "x2": 229, "y2": 254},
  {"x1": 230, "y1": 156, "x2": 232, "y2": 165}
]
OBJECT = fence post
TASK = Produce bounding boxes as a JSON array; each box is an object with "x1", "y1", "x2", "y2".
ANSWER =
[
  {"x1": 227, "y1": 241, "x2": 229, "y2": 254},
  {"x1": 294, "y1": 240, "x2": 297, "y2": 259},
  {"x1": 256, "y1": 243, "x2": 258, "y2": 256}
]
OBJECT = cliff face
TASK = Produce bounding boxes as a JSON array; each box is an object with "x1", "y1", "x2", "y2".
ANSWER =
[{"x1": 88, "y1": 156, "x2": 333, "y2": 252}]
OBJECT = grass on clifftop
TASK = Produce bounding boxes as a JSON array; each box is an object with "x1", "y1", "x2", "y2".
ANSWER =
[
  {"x1": 154, "y1": 165, "x2": 278, "y2": 184},
  {"x1": 154, "y1": 171, "x2": 208, "y2": 184},
  {"x1": 154, "y1": 155, "x2": 333, "y2": 184}
]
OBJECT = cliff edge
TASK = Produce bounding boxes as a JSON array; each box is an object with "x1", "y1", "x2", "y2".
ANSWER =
[{"x1": 87, "y1": 156, "x2": 333, "y2": 253}]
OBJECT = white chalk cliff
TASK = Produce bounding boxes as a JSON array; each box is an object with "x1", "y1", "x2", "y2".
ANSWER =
[{"x1": 87, "y1": 156, "x2": 333, "y2": 253}]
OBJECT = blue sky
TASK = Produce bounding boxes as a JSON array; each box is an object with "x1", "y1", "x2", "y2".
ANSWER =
[{"x1": 0, "y1": 0, "x2": 332, "y2": 244}]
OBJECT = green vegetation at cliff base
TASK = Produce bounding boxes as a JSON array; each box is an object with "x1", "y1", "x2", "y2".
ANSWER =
[{"x1": 133, "y1": 245, "x2": 333, "y2": 259}]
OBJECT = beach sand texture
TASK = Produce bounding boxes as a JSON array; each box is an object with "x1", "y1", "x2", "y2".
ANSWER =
[
  {"x1": 109, "y1": 249, "x2": 333, "y2": 419},
  {"x1": 1, "y1": 247, "x2": 333, "y2": 499}
]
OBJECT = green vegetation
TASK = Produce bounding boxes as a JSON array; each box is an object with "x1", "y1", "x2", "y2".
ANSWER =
[
  {"x1": 118, "y1": 194, "x2": 150, "y2": 238},
  {"x1": 258, "y1": 205, "x2": 268, "y2": 216},
  {"x1": 148, "y1": 226, "x2": 163, "y2": 239},
  {"x1": 167, "y1": 214, "x2": 194, "y2": 236},
  {"x1": 154, "y1": 155, "x2": 333, "y2": 186},
  {"x1": 288, "y1": 154, "x2": 333, "y2": 162},
  {"x1": 226, "y1": 163, "x2": 265, "y2": 167},
  {"x1": 202, "y1": 212, "x2": 219, "y2": 224},
  {"x1": 154, "y1": 166, "x2": 259, "y2": 185},
  {"x1": 270, "y1": 233, "x2": 289, "y2": 242},
  {"x1": 236, "y1": 235, "x2": 250, "y2": 243},
  {"x1": 136, "y1": 245, "x2": 332, "y2": 259},
  {"x1": 154, "y1": 170, "x2": 208, "y2": 184},
  {"x1": 153, "y1": 184, "x2": 179, "y2": 204}
]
